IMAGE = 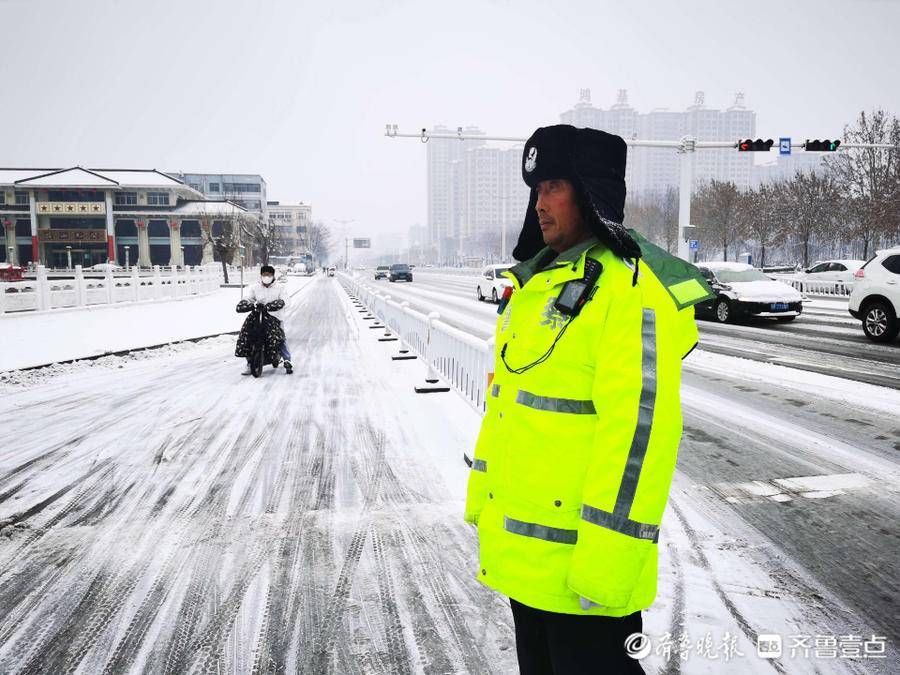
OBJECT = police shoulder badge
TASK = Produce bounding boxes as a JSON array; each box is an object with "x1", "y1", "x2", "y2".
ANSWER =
[{"x1": 524, "y1": 146, "x2": 538, "y2": 173}]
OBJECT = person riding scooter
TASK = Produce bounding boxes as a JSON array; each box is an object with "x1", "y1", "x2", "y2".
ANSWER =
[{"x1": 235, "y1": 264, "x2": 293, "y2": 375}]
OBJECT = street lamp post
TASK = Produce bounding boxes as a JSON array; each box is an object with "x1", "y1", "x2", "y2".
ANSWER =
[
  {"x1": 180, "y1": 245, "x2": 185, "y2": 269},
  {"x1": 65, "y1": 245, "x2": 72, "y2": 270}
]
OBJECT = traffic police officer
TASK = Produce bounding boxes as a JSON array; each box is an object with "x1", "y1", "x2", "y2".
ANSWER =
[{"x1": 464, "y1": 125, "x2": 711, "y2": 673}]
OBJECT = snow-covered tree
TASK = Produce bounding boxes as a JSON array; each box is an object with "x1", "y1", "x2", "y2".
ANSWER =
[
  {"x1": 781, "y1": 171, "x2": 842, "y2": 268},
  {"x1": 692, "y1": 180, "x2": 742, "y2": 261},
  {"x1": 827, "y1": 109, "x2": 900, "y2": 258},
  {"x1": 306, "y1": 221, "x2": 333, "y2": 265},
  {"x1": 737, "y1": 184, "x2": 787, "y2": 269}
]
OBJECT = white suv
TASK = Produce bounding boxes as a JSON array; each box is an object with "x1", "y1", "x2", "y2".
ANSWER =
[{"x1": 848, "y1": 247, "x2": 900, "y2": 343}]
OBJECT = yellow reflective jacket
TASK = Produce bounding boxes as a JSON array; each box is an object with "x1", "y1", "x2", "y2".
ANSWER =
[{"x1": 465, "y1": 240, "x2": 701, "y2": 617}]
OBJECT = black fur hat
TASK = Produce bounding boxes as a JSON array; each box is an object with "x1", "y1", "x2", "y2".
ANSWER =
[{"x1": 512, "y1": 124, "x2": 641, "y2": 262}]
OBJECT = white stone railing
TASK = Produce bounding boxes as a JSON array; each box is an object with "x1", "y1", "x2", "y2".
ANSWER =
[{"x1": 0, "y1": 264, "x2": 225, "y2": 314}]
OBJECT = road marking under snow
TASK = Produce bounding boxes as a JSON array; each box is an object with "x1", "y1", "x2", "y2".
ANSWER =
[{"x1": 708, "y1": 472, "x2": 869, "y2": 504}]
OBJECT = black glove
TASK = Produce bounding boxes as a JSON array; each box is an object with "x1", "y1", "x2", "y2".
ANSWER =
[{"x1": 236, "y1": 299, "x2": 253, "y2": 313}]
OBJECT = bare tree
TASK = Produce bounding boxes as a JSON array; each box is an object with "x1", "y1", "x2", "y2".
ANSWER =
[
  {"x1": 239, "y1": 214, "x2": 286, "y2": 266},
  {"x1": 781, "y1": 171, "x2": 841, "y2": 268},
  {"x1": 737, "y1": 184, "x2": 787, "y2": 268},
  {"x1": 195, "y1": 205, "x2": 247, "y2": 284},
  {"x1": 827, "y1": 108, "x2": 900, "y2": 258},
  {"x1": 306, "y1": 221, "x2": 332, "y2": 265},
  {"x1": 692, "y1": 180, "x2": 742, "y2": 261}
]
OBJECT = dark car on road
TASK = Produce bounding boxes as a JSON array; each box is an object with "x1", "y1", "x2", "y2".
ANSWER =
[
  {"x1": 389, "y1": 263, "x2": 413, "y2": 282},
  {"x1": 695, "y1": 262, "x2": 803, "y2": 323}
]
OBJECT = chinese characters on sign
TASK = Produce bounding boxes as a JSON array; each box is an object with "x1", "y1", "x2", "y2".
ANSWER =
[
  {"x1": 626, "y1": 632, "x2": 888, "y2": 663},
  {"x1": 37, "y1": 229, "x2": 107, "y2": 243}
]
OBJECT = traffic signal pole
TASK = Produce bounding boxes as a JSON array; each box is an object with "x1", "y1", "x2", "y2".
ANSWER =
[{"x1": 385, "y1": 125, "x2": 899, "y2": 262}]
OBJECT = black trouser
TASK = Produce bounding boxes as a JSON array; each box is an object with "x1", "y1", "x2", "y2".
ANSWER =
[{"x1": 510, "y1": 599, "x2": 645, "y2": 675}]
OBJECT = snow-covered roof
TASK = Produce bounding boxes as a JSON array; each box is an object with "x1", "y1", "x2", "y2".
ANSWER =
[
  {"x1": 697, "y1": 261, "x2": 754, "y2": 271},
  {"x1": 171, "y1": 200, "x2": 249, "y2": 216},
  {"x1": 112, "y1": 200, "x2": 250, "y2": 216},
  {"x1": 0, "y1": 169, "x2": 56, "y2": 185},
  {"x1": 0, "y1": 167, "x2": 199, "y2": 195},
  {"x1": 89, "y1": 169, "x2": 188, "y2": 189},
  {"x1": 14, "y1": 167, "x2": 120, "y2": 188}
]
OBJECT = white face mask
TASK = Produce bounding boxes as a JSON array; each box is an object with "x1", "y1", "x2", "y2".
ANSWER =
[{"x1": 261, "y1": 275, "x2": 274, "y2": 285}]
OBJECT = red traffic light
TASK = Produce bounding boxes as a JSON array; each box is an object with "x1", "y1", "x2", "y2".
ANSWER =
[{"x1": 737, "y1": 139, "x2": 774, "y2": 152}]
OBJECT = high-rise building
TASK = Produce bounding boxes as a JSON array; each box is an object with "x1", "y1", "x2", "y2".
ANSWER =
[
  {"x1": 426, "y1": 125, "x2": 485, "y2": 260},
  {"x1": 424, "y1": 91, "x2": 765, "y2": 263},
  {"x1": 561, "y1": 90, "x2": 757, "y2": 194}
]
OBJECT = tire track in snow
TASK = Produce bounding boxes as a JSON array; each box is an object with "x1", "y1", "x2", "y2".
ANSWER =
[{"x1": 370, "y1": 526, "x2": 414, "y2": 674}]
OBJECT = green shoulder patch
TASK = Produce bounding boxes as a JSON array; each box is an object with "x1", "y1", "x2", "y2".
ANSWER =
[{"x1": 628, "y1": 229, "x2": 715, "y2": 310}]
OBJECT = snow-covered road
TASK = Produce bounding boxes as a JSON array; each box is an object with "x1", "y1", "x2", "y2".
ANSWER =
[
  {"x1": 0, "y1": 274, "x2": 896, "y2": 673},
  {"x1": 0, "y1": 278, "x2": 514, "y2": 673}
]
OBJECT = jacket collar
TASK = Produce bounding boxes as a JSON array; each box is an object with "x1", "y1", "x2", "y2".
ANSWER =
[{"x1": 506, "y1": 237, "x2": 600, "y2": 289}]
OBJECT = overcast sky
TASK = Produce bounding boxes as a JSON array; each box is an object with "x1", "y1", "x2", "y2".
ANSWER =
[{"x1": 2, "y1": 0, "x2": 898, "y2": 245}]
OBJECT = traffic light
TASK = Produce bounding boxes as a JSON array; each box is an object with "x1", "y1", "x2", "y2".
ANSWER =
[
  {"x1": 737, "y1": 139, "x2": 774, "y2": 151},
  {"x1": 805, "y1": 139, "x2": 841, "y2": 151}
]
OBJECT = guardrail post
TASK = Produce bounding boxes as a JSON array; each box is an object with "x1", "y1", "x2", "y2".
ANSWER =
[
  {"x1": 36, "y1": 264, "x2": 50, "y2": 310},
  {"x1": 381, "y1": 295, "x2": 394, "y2": 337},
  {"x1": 131, "y1": 266, "x2": 140, "y2": 301},
  {"x1": 153, "y1": 265, "x2": 162, "y2": 300},
  {"x1": 74, "y1": 265, "x2": 85, "y2": 307},
  {"x1": 392, "y1": 302, "x2": 417, "y2": 360},
  {"x1": 105, "y1": 268, "x2": 114, "y2": 304},
  {"x1": 415, "y1": 312, "x2": 450, "y2": 393}
]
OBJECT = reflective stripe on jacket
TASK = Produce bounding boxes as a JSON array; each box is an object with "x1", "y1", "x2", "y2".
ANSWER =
[{"x1": 464, "y1": 242, "x2": 698, "y2": 617}]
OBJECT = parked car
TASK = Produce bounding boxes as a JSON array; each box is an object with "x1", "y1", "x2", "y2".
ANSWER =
[
  {"x1": 695, "y1": 262, "x2": 803, "y2": 323},
  {"x1": 476, "y1": 264, "x2": 513, "y2": 303},
  {"x1": 389, "y1": 263, "x2": 413, "y2": 282},
  {"x1": 848, "y1": 247, "x2": 900, "y2": 343},
  {"x1": 374, "y1": 265, "x2": 390, "y2": 280},
  {"x1": 795, "y1": 259, "x2": 865, "y2": 290}
]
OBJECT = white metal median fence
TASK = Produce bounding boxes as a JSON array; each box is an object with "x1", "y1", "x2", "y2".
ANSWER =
[
  {"x1": 773, "y1": 275, "x2": 854, "y2": 297},
  {"x1": 0, "y1": 264, "x2": 225, "y2": 314},
  {"x1": 339, "y1": 274, "x2": 495, "y2": 412}
]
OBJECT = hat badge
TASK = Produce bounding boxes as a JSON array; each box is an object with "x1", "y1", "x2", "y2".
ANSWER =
[{"x1": 525, "y1": 146, "x2": 538, "y2": 173}]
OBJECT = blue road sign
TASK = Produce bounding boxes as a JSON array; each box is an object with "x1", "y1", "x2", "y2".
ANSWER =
[
  {"x1": 779, "y1": 137, "x2": 791, "y2": 156},
  {"x1": 689, "y1": 239, "x2": 699, "y2": 251}
]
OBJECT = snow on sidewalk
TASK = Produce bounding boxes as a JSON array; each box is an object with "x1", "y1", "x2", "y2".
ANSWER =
[{"x1": 0, "y1": 276, "x2": 315, "y2": 371}]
